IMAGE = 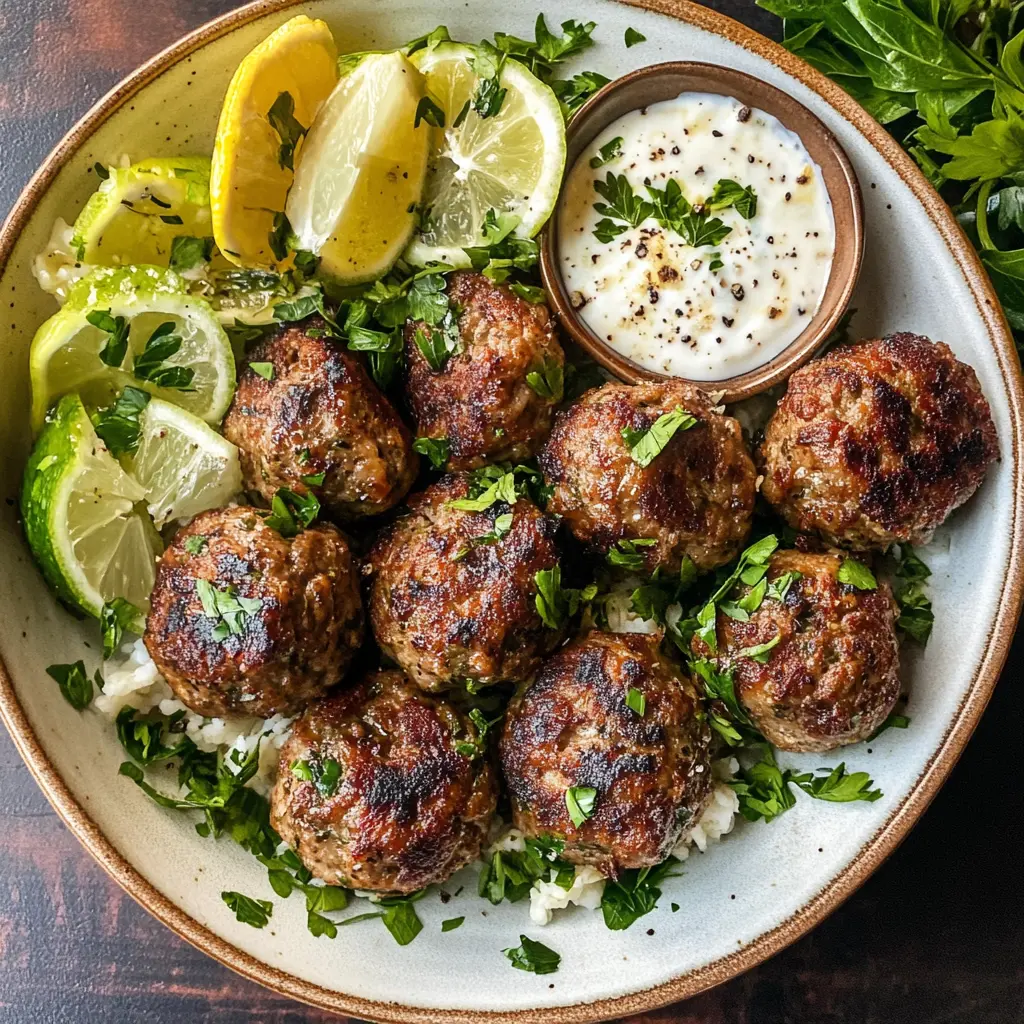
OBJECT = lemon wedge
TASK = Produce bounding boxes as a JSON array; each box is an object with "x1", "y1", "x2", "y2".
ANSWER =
[
  {"x1": 285, "y1": 51, "x2": 430, "y2": 284},
  {"x1": 210, "y1": 15, "x2": 338, "y2": 269}
]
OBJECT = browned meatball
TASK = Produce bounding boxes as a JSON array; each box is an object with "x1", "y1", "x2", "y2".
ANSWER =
[
  {"x1": 144, "y1": 507, "x2": 364, "y2": 718},
  {"x1": 760, "y1": 333, "x2": 998, "y2": 550},
  {"x1": 223, "y1": 320, "x2": 417, "y2": 521},
  {"x1": 365, "y1": 475, "x2": 562, "y2": 692},
  {"x1": 403, "y1": 271, "x2": 564, "y2": 470},
  {"x1": 696, "y1": 550, "x2": 900, "y2": 753},
  {"x1": 539, "y1": 380, "x2": 756, "y2": 573},
  {"x1": 270, "y1": 670, "x2": 497, "y2": 892},
  {"x1": 500, "y1": 632, "x2": 712, "y2": 877}
]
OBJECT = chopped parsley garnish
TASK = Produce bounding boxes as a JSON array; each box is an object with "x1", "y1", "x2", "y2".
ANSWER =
[
  {"x1": 454, "y1": 707, "x2": 502, "y2": 759},
  {"x1": 133, "y1": 321, "x2": 195, "y2": 390},
  {"x1": 87, "y1": 309, "x2": 130, "y2": 368},
  {"x1": 621, "y1": 406, "x2": 697, "y2": 467},
  {"x1": 645, "y1": 178, "x2": 732, "y2": 247},
  {"x1": 891, "y1": 545, "x2": 933, "y2": 644},
  {"x1": 601, "y1": 859, "x2": 680, "y2": 930},
  {"x1": 249, "y1": 361, "x2": 274, "y2": 380},
  {"x1": 184, "y1": 534, "x2": 208, "y2": 556},
  {"x1": 868, "y1": 711, "x2": 911, "y2": 740},
  {"x1": 624, "y1": 26, "x2": 646, "y2": 46},
  {"x1": 169, "y1": 234, "x2": 214, "y2": 271},
  {"x1": 479, "y1": 835, "x2": 570, "y2": 905},
  {"x1": 302, "y1": 471, "x2": 326, "y2": 487},
  {"x1": 593, "y1": 171, "x2": 654, "y2": 231},
  {"x1": 92, "y1": 386, "x2": 151, "y2": 456},
  {"x1": 263, "y1": 487, "x2": 320, "y2": 537},
  {"x1": 413, "y1": 436, "x2": 450, "y2": 470},
  {"x1": 837, "y1": 558, "x2": 877, "y2": 590},
  {"x1": 454, "y1": 512, "x2": 514, "y2": 562},
  {"x1": 525, "y1": 355, "x2": 564, "y2": 400},
  {"x1": 606, "y1": 537, "x2": 657, "y2": 571},
  {"x1": 708, "y1": 178, "x2": 758, "y2": 219},
  {"x1": 450, "y1": 469, "x2": 518, "y2": 512},
  {"x1": 290, "y1": 757, "x2": 342, "y2": 797},
  {"x1": 414, "y1": 95, "x2": 446, "y2": 128},
  {"x1": 101, "y1": 598, "x2": 140, "y2": 659},
  {"x1": 589, "y1": 136, "x2": 623, "y2": 168},
  {"x1": 115, "y1": 706, "x2": 190, "y2": 765},
  {"x1": 195, "y1": 580, "x2": 263, "y2": 642},
  {"x1": 549, "y1": 71, "x2": 610, "y2": 117},
  {"x1": 625, "y1": 687, "x2": 646, "y2": 716},
  {"x1": 503, "y1": 935, "x2": 561, "y2": 974},
  {"x1": 414, "y1": 309, "x2": 462, "y2": 371},
  {"x1": 222, "y1": 890, "x2": 273, "y2": 929},
  {"x1": 267, "y1": 91, "x2": 307, "y2": 171},
  {"x1": 534, "y1": 564, "x2": 596, "y2": 629},
  {"x1": 735, "y1": 632, "x2": 782, "y2": 664},
  {"x1": 471, "y1": 42, "x2": 508, "y2": 118},
  {"x1": 46, "y1": 660, "x2": 96, "y2": 710},
  {"x1": 565, "y1": 784, "x2": 598, "y2": 827},
  {"x1": 268, "y1": 211, "x2": 292, "y2": 261},
  {"x1": 441, "y1": 916, "x2": 465, "y2": 932}
]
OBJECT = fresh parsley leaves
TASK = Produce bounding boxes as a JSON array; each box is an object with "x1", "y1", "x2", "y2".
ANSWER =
[
  {"x1": 503, "y1": 934, "x2": 561, "y2": 974},
  {"x1": 646, "y1": 178, "x2": 733, "y2": 247},
  {"x1": 589, "y1": 136, "x2": 623, "y2": 168},
  {"x1": 222, "y1": 890, "x2": 273, "y2": 928},
  {"x1": 890, "y1": 545, "x2": 934, "y2": 644},
  {"x1": 837, "y1": 558, "x2": 877, "y2": 590},
  {"x1": 534, "y1": 564, "x2": 596, "y2": 629},
  {"x1": 87, "y1": 309, "x2": 129, "y2": 368},
  {"x1": 601, "y1": 859, "x2": 680, "y2": 930},
  {"x1": 46, "y1": 660, "x2": 96, "y2": 710},
  {"x1": 621, "y1": 406, "x2": 697, "y2": 467},
  {"x1": 195, "y1": 580, "x2": 263, "y2": 642},
  {"x1": 263, "y1": 487, "x2": 320, "y2": 537},
  {"x1": 454, "y1": 512, "x2": 514, "y2": 562},
  {"x1": 708, "y1": 178, "x2": 758, "y2": 219},
  {"x1": 249, "y1": 361, "x2": 274, "y2": 381},
  {"x1": 92, "y1": 386, "x2": 151, "y2": 456},
  {"x1": 624, "y1": 27, "x2": 646, "y2": 47},
  {"x1": 565, "y1": 784, "x2": 598, "y2": 827},
  {"x1": 169, "y1": 234, "x2": 215, "y2": 271},
  {"x1": 290, "y1": 757, "x2": 342, "y2": 797},
  {"x1": 133, "y1": 321, "x2": 195, "y2": 390},
  {"x1": 625, "y1": 687, "x2": 646, "y2": 716},
  {"x1": 593, "y1": 171, "x2": 654, "y2": 231},
  {"x1": 471, "y1": 42, "x2": 508, "y2": 118},
  {"x1": 413, "y1": 436, "x2": 450, "y2": 469},
  {"x1": 606, "y1": 537, "x2": 657, "y2": 572},
  {"x1": 414, "y1": 310, "x2": 461, "y2": 371},
  {"x1": 101, "y1": 598, "x2": 140, "y2": 659},
  {"x1": 414, "y1": 96, "x2": 446, "y2": 128},
  {"x1": 525, "y1": 355, "x2": 564, "y2": 400}
]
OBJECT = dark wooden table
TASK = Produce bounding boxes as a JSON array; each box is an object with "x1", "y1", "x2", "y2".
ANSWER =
[{"x1": 1, "y1": 1, "x2": 1022, "y2": 1021}]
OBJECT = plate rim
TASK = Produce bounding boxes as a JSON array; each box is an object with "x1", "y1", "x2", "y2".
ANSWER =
[{"x1": 0, "y1": 1, "x2": 1021, "y2": 1021}]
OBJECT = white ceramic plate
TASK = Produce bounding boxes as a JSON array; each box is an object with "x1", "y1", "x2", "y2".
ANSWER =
[{"x1": 0, "y1": 2, "x2": 1021, "y2": 1021}]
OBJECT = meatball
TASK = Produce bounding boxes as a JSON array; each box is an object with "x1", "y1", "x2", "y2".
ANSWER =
[
  {"x1": 539, "y1": 380, "x2": 756, "y2": 573},
  {"x1": 500, "y1": 631, "x2": 712, "y2": 877},
  {"x1": 223, "y1": 320, "x2": 417, "y2": 521},
  {"x1": 760, "y1": 333, "x2": 998, "y2": 550},
  {"x1": 270, "y1": 670, "x2": 497, "y2": 892},
  {"x1": 144, "y1": 506, "x2": 364, "y2": 718},
  {"x1": 697, "y1": 550, "x2": 900, "y2": 752},
  {"x1": 403, "y1": 271, "x2": 565, "y2": 470},
  {"x1": 366, "y1": 475, "x2": 562, "y2": 692}
]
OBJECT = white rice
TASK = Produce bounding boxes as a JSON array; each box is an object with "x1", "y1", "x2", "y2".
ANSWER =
[
  {"x1": 673, "y1": 757, "x2": 741, "y2": 860},
  {"x1": 94, "y1": 636, "x2": 292, "y2": 795}
]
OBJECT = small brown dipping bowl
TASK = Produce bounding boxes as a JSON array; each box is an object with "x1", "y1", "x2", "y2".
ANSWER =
[{"x1": 540, "y1": 62, "x2": 864, "y2": 403}]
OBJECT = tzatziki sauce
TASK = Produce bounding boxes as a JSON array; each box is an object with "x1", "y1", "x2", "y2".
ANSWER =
[{"x1": 557, "y1": 92, "x2": 835, "y2": 381}]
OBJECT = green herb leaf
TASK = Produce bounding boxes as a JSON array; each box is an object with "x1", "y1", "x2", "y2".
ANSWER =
[
  {"x1": 593, "y1": 171, "x2": 654, "y2": 228},
  {"x1": 533, "y1": 564, "x2": 594, "y2": 629},
  {"x1": 413, "y1": 436, "x2": 450, "y2": 470},
  {"x1": 92, "y1": 386, "x2": 151, "y2": 456},
  {"x1": 290, "y1": 757, "x2": 341, "y2": 797},
  {"x1": 267, "y1": 91, "x2": 308, "y2": 171},
  {"x1": 624, "y1": 27, "x2": 646, "y2": 47},
  {"x1": 87, "y1": 309, "x2": 130, "y2": 368},
  {"x1": 549, "y1": 71, "x2": 611, "y2": 117},
  {"x1": 509, "y1": 281, "x2": 547, "y2": 304},
  {"x1": 503, "y1": 934, "x2": 561, "y2": 974},
  {"x1": 606, "y1": 537, "x2": 658, "y2": 572},
  {"x1": 707, "y1": 178, "x2": 758, "y2": 219},
  {"x1": 414, "y1": 309, "x2": 462, "y2": 371},
  {"x1": 268, "y1": 211, "x2": 292, "y2": 262},
  {"x1": 646, "y1": 178, "x2": 733, "y2": 247},
  {"x1": 621, "y1": 406, "x2": 697, "y2": 467},
  {"x1": 115, "y1": 705, "x2": 191, "y2": 765},
  {"x1": 791, "y1": 762, "x2": 883, "y2": 803},
  {"x1": 736, "y1": 632, "x2": 782, "y2": 664},
  {"x1": 101, "y1": 597, "x2": 141, "y2": 659},
  {"x1": 263, "y1": 487, "x2": 320, "y2": 538},
  {"x1": 415, "y1": 96, "x2": 446, "y2": 128},
  {"x1": 169, "y1": 234, "x2": 215, "y2": 271},
  {"x1": 222, "y1": 890, "x2": 273, "y2": 928},
  {"x1": 195, "y1": 579, "x2": 264, "y2": 641},
  {"x1": 565, "y1": 785, "x2": 598, "y2": 827},
  {"x1": 249, "y1": 361, "x2": 274, "y2": 381},
  {"x1": 600, "y1": 859, "x2": 680, "y2": 930},
  {"x1": 46, "y1": 660, "x2": 94, "y2": 710},
  {"x1": 441, "y1": 916, "x2": 465, "y2": 932},
  {"x1": 590, "y1": 137, "x2": 624, "y2": 168},
  {"x1": 380, "y1": 898, "x2": 424, "y2": 945},
  {"x1": 867, "y1": 711, "x2": 911, "y2": 740},
  {"x1": 837, "y1": 559, "x2": 877, "y2": 590},
  {"x1": 525, "y1": 355, "x2": 564, "y2": 400},
  {"x1": 133, "y1": 320, "x2": 194, "y2": 390},
  {"x1": 471, "y1": 42, "x2": 508, "y2": 118},
  {"x1": 625, "y1": 687, "x2": 646, "y2": 716},
  {"x1": 184, "y1": 535, "x2": 208, "y2": 556}
]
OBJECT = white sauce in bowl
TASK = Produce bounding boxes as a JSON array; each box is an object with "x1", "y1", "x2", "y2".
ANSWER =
[{"x1": 557, "y1": 92, "x2": 836, "y2": 380}]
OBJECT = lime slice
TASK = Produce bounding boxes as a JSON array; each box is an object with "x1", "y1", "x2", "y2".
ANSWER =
[
  {"x1": 29, "y1": 266, "x2": 236, "y2": 433},
  {"x1": 21, "y1": 393, "x2": 162, "y2": 618},
  {"x1": 123, "y1": 398, "x2": 242, "y2": 528},
  {"x1": 210, "y1": 14, "x2": 339, "y2": 269},
  {"x1": 285, "y1": 50, "x2": 429, "y2": 284},
  {"x1": 71, "y1": 157, "x2": 212, "y2": 268},
  {"x1": 406, "y1": 43, "x2": 566, "y2": 266}
]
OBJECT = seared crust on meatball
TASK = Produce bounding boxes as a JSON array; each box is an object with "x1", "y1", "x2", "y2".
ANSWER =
[
  {"x1": 539, "y1": 381, "x2": 756, "y2": 573},
  {"x1": 223, "y1": 320, "x2": 417, "y2": 521},
  {"x1": 270, "y1": 671, "x2": 497, "y2": 892},
  {"x1": 698, "y1": 550, "x2": 900, "y2": 753},
  {"x1": 760, "y1": 333, "x2": 998, "y2": 550},
  {"x1": 144, "y1": 507, "x2": 364, "y2": 718},
  {"x1": 366, "y1": 475, "x2": 563, "y2": 692},
  {"x1": 500, "y1": 632, "x2": 712, "y2": 877},
  {"x1": 403, "y1": 272, "x2": 565, "y2": 470}
]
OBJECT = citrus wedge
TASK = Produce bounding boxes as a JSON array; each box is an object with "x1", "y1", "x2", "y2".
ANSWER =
[
  {"x1": 406, "y1": 42, "x2": 566, "y2": 266},
  {"x1": 210, "y1": 14, "x2": 338, "y2": 269},
  {"x1": 285, "y1": 50, "x2": 430, "y2": 284},
  {"x1": 21, "y1": 393, "x2": 162, "y2": 618},
  {"x1": 70, "y1": 157, "x2": 212, "y2": 268},
  {"x1": 29, "y1": 266, "x2": 235, "y2": 433},
  {"x1": 123, "y1": 398, "x2": 243, "y2": 528}
]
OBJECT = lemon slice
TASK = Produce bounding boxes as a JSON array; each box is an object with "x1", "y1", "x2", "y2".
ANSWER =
[
  {"x1": 71, "y1": 157, "x2": 212, "y2": 268},
  {"x1": 29, "y1": 266, "x2": 236, "y2": 433},
  {"x1": 123, "y1": 398, "x2": 242, "y2": 528},
  {"x1": 406, "y1": 43, "x2": 566, "y2": 266},
  {"x1": 21, "y1": 393, "x2": 162, "y2": 618},
  {"x1": 210, "y1": 14, "x2": 338, "y2": 269},
  {"x1": 285, "y1": 51, "x2": 430, "y2": 284}
]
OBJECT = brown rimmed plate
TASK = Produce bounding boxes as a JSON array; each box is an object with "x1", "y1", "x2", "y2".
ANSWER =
[
  {"x1": 539, "y1": 60, "x2": 864, "y2": 402},
  {"x1": 0, "y1": 1, "x2": 1020, "y2": 1022}
]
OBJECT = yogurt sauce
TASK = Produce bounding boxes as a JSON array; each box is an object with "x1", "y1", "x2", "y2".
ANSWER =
[{"x1": 557, "y1": 92, "x2": 835, "y2": 381}]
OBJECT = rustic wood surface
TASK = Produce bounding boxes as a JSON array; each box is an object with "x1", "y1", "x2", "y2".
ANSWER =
[{"x1": 1, "y1": 1, "x2": 1022, "y2": 1021}]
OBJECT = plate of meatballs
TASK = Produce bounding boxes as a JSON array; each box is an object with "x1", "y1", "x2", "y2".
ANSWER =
[{"x1": 0, "y1": 1, "x2": 1022, "y2": 1021}]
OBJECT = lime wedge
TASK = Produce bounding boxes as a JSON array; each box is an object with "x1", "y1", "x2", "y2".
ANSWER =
[
  {"x1": 406, "y1": 42, "x2": 566, "y2": 266},
  {"x1": 122, "y1": 398, "x2": 242, "y2": 528},
  {"x1": 210, "y1": 14, "x2": 339, "y2": 269},
  {"x1": 285, "y1": 50, "x2": 430, "y2": 284},
  {"x1": 29, "y1": 266, "x2": 236, "y2": 433},
  {"x1": 21, "y1": 394, "x2": 162, "y2": 618},
  {"x1": 71, "y1": 157, "x2": 212, "y2": 268}
]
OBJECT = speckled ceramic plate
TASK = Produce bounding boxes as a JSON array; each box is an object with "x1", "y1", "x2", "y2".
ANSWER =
[{"x1": 0, "y1": 2, "x2": 1021, "y2": 1021}]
